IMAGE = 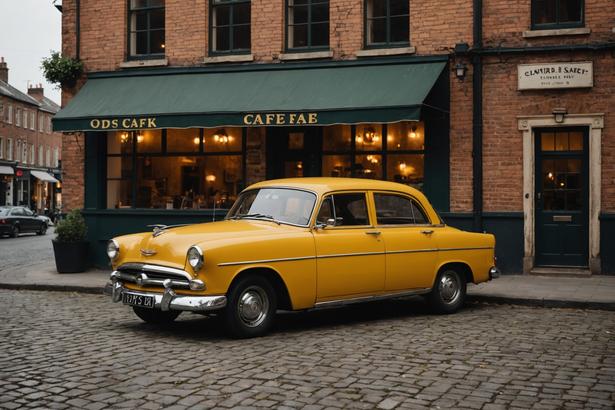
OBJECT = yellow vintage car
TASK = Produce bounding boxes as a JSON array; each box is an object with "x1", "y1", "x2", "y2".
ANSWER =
[{"x1": 107, "y1": 178, "x2": 499, "y2": 338}]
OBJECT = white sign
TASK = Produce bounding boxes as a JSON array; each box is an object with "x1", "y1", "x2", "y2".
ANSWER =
[{"x1": 518, "y1": 62, "x2": 593, "y2": 90}]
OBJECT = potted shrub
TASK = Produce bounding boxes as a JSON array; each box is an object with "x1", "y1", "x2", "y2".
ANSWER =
[
  {"x1": 52, "y1": 210, "x2": 89, "y2": 273},
  {"x1": 41, "y1": 51, "x2": 83, "y2": 89}
]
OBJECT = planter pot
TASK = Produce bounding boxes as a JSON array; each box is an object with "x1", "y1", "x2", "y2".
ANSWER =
[{"x1": 52, "y1": 240, "x2": 89, "y2": 273}]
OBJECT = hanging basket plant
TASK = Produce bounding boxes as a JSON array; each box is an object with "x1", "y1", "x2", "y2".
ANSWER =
[{"x1": 41, "y1": 51, "x2": 84, "y2": 89}]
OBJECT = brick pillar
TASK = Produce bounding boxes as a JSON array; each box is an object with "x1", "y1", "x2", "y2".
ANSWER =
[{"x1": 61, "y1": 132, "x2": 85, "y2": 211}]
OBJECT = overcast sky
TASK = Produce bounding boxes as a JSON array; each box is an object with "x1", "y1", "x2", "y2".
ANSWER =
[{"x1": 0, "y1": 0, "x2": 62, "y2": 104}]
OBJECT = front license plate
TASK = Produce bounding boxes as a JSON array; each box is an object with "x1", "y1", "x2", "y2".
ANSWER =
[{"x1": 122, "y1": 292, "x2": 155, "y2": 309}]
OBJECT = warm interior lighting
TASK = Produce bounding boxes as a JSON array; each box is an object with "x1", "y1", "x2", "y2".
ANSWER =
[
  {"x1": 363, "y1": 127, "x2": 379, "y2": 144},
  {"x1": 136, "y1": 134, "x2": 144, "y2": 143},
  {"x1": 399, "y1": 162, "x2": 407, "y2": 171},
  {"x1": 206, "y1": 174, "x2": 216, "y2": 182},
  {"x1": 409, "y1": 126, "x2": 418, "y2": 139},
  {"x1": 120, "y1": 133, "x2": 129, "y2": 144},
  {"x1": 366, "y1": 155, "x2": 379, "y2": 164},
  {"x1": 547, "y1": 172, "x2": 554, "y2": 180},
  {"x1": 296, "y1": 162, "x2": 303, "y2": 170},
  {"x1": 193, "y1": 137, "x2": 200, "y2": 145},
  {"x1": 161, "y1": 44, "x2": 165, "y2": 49},
  {"x1": 213, "y1": 129, "x2": 229, "y2": 144}
]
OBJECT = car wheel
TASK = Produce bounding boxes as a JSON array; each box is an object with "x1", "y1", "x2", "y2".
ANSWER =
[
  {"x1": 427, "y1": 268, "x2": 466, "y2": 314},
  {"x1": 132, "y1": 307, "x2": 181, "y2": 324},
  {"x1": 37, "y1": 224, "x2": 47, "y2": 236},
  {"x1": 224, "y1": 276, "x2": 277, "y2": 338},
  {"x1": 10, "y1": 225, "x2": 19, "y2": 238}
]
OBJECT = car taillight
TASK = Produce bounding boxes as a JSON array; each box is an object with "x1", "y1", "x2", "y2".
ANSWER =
[{"x1": 0, "y1": 219, "x2": 5, "y2": 224}]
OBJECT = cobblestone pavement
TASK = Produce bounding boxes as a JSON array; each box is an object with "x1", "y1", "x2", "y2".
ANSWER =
[
  {"x1": 1, "y1": 290, "x2": 614, "y2": 409},
  {"x1": 0, "y1": 229, "x2": 55, "y2": 280}
]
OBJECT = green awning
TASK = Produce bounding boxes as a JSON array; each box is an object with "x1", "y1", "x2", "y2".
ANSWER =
[{"x1": 53, "y1": 60, "x2": 446, "y2": 132}]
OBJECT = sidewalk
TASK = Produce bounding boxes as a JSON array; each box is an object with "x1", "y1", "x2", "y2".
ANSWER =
[{"x1": 0, "y1": 263, "x2": 614, "y2": 310}]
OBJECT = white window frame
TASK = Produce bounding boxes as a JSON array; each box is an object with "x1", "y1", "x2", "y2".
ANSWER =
[
  {"x1": 39, "y1": 113, "x2": 45, "y2": 132},
  {"x1": 53, "y1": 146, "x2": 59, "y2": 167},
  {"x1": 0, "y1": 137, "x2": 4, "y2": 159},
  {"x1": 16, "y1": 108, "x2": 22, "y2": 127},
  {"x1": 30, "y1": 111, "x2": 35, "y2": 130},
  {"x1": 22, "y1": 141, "x2": 28, "y2": 164},
  {"x1": 6, "y1": 138, "x2": 13, "y2": 160},
  {"x1": 30, "y1": 144, "x2": 35, "y2": 165},
  {"x1": 6, "y1": 105, "x2": 13, "y2": 124},
  {"x1": 45, "y1": 146, "x2": 51, "y2": 167},
  {"x1": 38, "y1": 144, "x2": 44, "y2": 166},
  {"x1": 23, "y1": 109, "x2": 28, "y2": 129}
]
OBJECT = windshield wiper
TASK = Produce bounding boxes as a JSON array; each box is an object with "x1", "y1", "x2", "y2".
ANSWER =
[{"x1": 230, "y1": 213, "x2": 281, "y2": 224}]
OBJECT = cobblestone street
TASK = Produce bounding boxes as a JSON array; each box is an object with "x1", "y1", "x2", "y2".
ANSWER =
[{"x1": 1, "y1": 290, "x2": 614, "y2": 409}]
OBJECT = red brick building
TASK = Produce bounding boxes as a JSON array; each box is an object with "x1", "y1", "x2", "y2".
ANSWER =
[
  {"x1": 0, "y1": 58, "x2": 63, "y2": 213},
  {"x1": 54, "y1": 0, "x2": 615, "y2": 273}
]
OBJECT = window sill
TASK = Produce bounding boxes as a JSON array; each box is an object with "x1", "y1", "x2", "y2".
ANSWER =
[
  {"x1": 278, "y1": 50, "x2": 333, "y2": 61},
  {"x1": 119, "y1": 58, "x2": 168, "y2": 69},
  {"x1": 355, "y1": 46, "x2": 416, "y2": 58},
  {"x1": 522, "y1": 27, "x2": 590, "y2": 38},
  {"x1": 203, "y1": 54, "x2": 254, "y2": 64}
]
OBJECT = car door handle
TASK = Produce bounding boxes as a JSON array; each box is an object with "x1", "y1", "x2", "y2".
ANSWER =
[
  {"x1": 421, "y1": 230, "x2": 434, "y2": 235},
  {"x1": 365, "y1": 231, "x2": 381, "y2": 236}
]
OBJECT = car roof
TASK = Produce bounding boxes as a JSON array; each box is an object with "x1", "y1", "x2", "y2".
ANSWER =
[{"x1": 245, "y1": 177, "x2": 424, "y2": 197}]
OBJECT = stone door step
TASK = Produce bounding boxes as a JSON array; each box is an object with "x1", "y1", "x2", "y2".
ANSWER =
[{"x1": 530, "y1": 267, "x2": 592, "y2": 277}]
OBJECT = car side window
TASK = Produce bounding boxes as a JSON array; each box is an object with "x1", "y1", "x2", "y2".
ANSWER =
[
  {"x1": 24, "y1": 208, "x2": 34, "y2": 216},
  {"x1": 374, "y1": 194, "x2": 429, "y2": 225},
  {"x1": 316, "y1": 197, "x2": 334, "y2": 224},
  {"x1": 11, "y1": 208, "x2": 24, "y2": 216}
]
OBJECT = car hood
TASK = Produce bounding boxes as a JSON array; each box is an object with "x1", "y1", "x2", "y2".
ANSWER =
[{"x1": 113, "y1": 219, "x2": 306, "y2": 270}]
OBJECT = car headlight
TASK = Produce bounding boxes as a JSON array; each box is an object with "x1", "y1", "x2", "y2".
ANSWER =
[
  {"x1": 107, "y1": 239, "x2": 120, "y2": 261},
  {"x1": 187, "y1": 246, "x2": 204, "y2": 271}
]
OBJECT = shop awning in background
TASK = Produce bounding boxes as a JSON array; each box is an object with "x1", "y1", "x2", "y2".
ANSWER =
[
  {"x1": 53, "y1": 59, "x2": 447, "y2": 132},
  {"x1": 31, "y1": 170, "x2": 59, "y2": 183},
  {"x1": 0, "y1": 166, "x2": 14, "y2": 175}
]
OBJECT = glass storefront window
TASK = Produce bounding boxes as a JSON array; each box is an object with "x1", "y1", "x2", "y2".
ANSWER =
[
  {"x1": 322, "y1": 155, "x2": 351, "y2": 177},
  {"x1": 387, "y1": 122, "x2": 424, "y2": 151},
  {"x1": 204, "y1": 128, "x2": 242, "y2": 152},
  {"x1": 387, "y1": 154, "x2": 424, "y2": 190},
  {"x1": 135, "y1": 130, "x2": 162, "y2": 153},
  {"x1": 323, "y1": 125, "x2": 351, "y2": 151},
  {"x1": 355, "y1": 124, "x2": 383, "y2": 151},
  {"x1": 355, "y1": 154, "x2": 383, "y2": 179},
  {"x1": 107, "y1": 127, "x2": 244, "y2": 209},
  {"x1": 108, "y1": 131, "x2": 134, "y2": 155},
  {"x1": 167, "y1": 129, "x2": 201, "y2": 152}
]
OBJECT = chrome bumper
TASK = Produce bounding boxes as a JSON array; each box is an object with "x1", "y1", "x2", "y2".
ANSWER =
[
  {"x1": 489, "y1": 266, "x2": 501, "y2": 280},
  {"x1": 106, "y1": 281, "x2": 226, "y2": 313}
]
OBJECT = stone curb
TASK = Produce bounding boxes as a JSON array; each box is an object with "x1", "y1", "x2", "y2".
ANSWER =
[
  {"x1": 467, "y1": 294, "x2": 615, "y2": 311},
  {"x1": 0, "y1": 283, "x2": 106, "y2": 295}
]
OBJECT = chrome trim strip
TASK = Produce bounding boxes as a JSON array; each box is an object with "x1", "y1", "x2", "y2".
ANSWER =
[
  {"x1": 216, "y1": 247, "x2": 494, "y2": 267},
  {"x1": 314, "y1": 288, "x2": 432, "y2": 308},
  {"x1": 118, "y1": 263, "x2": 193, "y2": 280},
  {"x1": 218, "y1": 255, "x2": 315, "y2": 267},
  {"x1": 112, "y1": 286, "x2": 227, "y2": 312}
]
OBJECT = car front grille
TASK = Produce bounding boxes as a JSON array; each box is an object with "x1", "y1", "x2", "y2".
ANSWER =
[{"x1": 114, "y1": 263, "x2": 193, "y2": 289}]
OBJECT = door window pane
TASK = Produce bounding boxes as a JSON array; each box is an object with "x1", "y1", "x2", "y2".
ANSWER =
[
  {"x1": 374, "y1": 194, "x2": 428, "y2": 225},
  {"x1": 541, "y1": 132, "x2": 555, "y2": 151},
  {"x1": 332, "y1": 193, "x2": 369, "y2": 226},
  {"x1": 569, "y1": 131, "x2": 583, "y2": 151},
  {"x1": 316, "y1": 196, "x2": 333, "y2": 224}
]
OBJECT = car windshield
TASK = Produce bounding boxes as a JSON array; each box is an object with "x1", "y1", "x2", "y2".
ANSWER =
[
  {"x1": 0, "y1": 208, "x2": 8, "y2": 216},
  {"x1": 227, "y1": 188, "x2": 317, "y2": 226}
]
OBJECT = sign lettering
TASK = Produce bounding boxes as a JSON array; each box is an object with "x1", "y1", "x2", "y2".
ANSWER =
[
  {"x1": 89, "y1": 117, "x2": 157, "y2": 130},
  {"x1": 518, "y1": 62, "x2": 593, "y2": 90},
  {"x1": 243, "y1": 112, "x2": 319, "y2": 126}
]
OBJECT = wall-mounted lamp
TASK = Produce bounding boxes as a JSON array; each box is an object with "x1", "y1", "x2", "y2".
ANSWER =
[
  {"x1": 193, "y1": 137, "x2": 200, "y2": 145},
  {"x1": 362, "y1": 127, "x2": 380, "y2": 144},
  {"x1": 454, "y1": 63, "x2": 467, "y2": 81},
  {"x1": 409, "y1": 126, "x2": 418, "y2": 139},
  {"x1": 213, "y1": 129, "x2": 230, "y2": 143},
  {"x1": 552, "y1": 107, "x2": 567, "y2": 124}
]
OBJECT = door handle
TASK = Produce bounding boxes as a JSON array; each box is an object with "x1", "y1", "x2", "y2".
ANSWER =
[
  {"x1": 421, "y1": 230, "x2": 434, "y2": 235},
  {"x1": 365, "y1": 231, "x2": 381, "y2": 236}
]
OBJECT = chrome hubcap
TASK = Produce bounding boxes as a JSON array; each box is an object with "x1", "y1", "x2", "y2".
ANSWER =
[
  {"x1": 439, "y1": 271, "x2": 460, "y2": 304},
  {"x1": 238, "y1": 286, "x2": 269, "y2": 327}
]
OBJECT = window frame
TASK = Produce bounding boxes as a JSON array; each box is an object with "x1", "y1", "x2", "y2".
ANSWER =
[
  {"x1": 16, "y1": 108, "x2": 21, "y2": 127},
  {"x1": 6, "y1": 105, "x2": 13, "y2": 124},
  {"x1": 285, "y1": 0, "x2": 330, "y2": 52},
  {"x1": 127, "y1": 0, "x2": 166, "y2": 60},
  {"x1": 315, "y1": 191, "x2": 372, "y2": 228},
  {"x1": 363, "y1": 0, "x2": 410, "y2": 49},
  {"x1": 0, "y1": 137, "x2": 4, "y2": 160},
  {"x1": 531, "y1": 0, "x2": 584, "y2": 30},
  {"x1": 30, "y1": 110, "x2": 35, "y2": 130},
  {"x1": 106, "y1": 128, "x2": 247, "y2": 210},
  {"x1": 6, "y1": 138, "x2": 12, "y2": 160},
  {"x1": 209, "y1": 0, "x2": 252, "y2": 56}
]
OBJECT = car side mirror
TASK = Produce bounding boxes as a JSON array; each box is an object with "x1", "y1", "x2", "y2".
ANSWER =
[
  {"x1": 326, "y1": 218, "x2": 336, "y2": 227},
  {"x1": 314, "y1": 218, "x2": 337, "y2": 230}
]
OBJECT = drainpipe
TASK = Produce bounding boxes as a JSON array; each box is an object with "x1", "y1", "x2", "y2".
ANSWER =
[
  {"x1": 472, "y1": 0, "x2": 483, "y2": 232},
  {"x1": 76, "y1": 0, "x2": 81, "y2": 60}
]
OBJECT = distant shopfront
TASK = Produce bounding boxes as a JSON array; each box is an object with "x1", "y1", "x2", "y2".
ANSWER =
[{"x1": 54, "y1": 57, "x2": 451, "y2": 266}]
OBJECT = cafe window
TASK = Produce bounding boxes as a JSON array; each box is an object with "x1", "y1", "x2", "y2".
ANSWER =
[
  {"x1": 106, "y1": 128, "x2": 245, "y2": 209},
  {"x1": 128, "y1": 0, "x2": 165, "y2": 58},
  {"x1": 321, "y1": 121, "x2": 425, "y2": 190},
  {"x1": 365, "y1": 0, "x2": 409, "y2": 47},
  {"x1": 286, "y1": 0, "x2": 329, "y2": 50},
  {"x1": 210, "y1": 0, "x2": 251, "y2": 54},
  {"x1": 532, "y1": 0, "x2": 583, "y2": 29}
]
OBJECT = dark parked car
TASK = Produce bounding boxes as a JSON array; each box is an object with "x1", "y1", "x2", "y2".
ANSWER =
[{"x1": 0, "y1": 206, "x2": 48, "y2": 237}]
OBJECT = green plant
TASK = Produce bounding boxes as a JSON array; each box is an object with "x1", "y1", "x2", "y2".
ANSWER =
[
  {"x1": 55, "y1": 210, "x2": 88, "y2": 243},
  {"x1": 41, "y1": 51, "x2": 83, "y2": 88}
]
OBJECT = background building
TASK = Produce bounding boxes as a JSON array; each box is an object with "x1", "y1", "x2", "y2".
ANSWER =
[
  {"x1": 0, "y1": 57, "x2": 62, "y2": 214},
  {"x1": 54, "y1": 0, "x2": 614, "y2": 274}
]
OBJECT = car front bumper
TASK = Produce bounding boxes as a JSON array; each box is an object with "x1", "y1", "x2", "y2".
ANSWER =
[
  {"x1": 105, "y1": 281, "x2": 227, "y2": 312},
  {"x1": 489, "y1": 266, "x2": 501, "y2": 280}
]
